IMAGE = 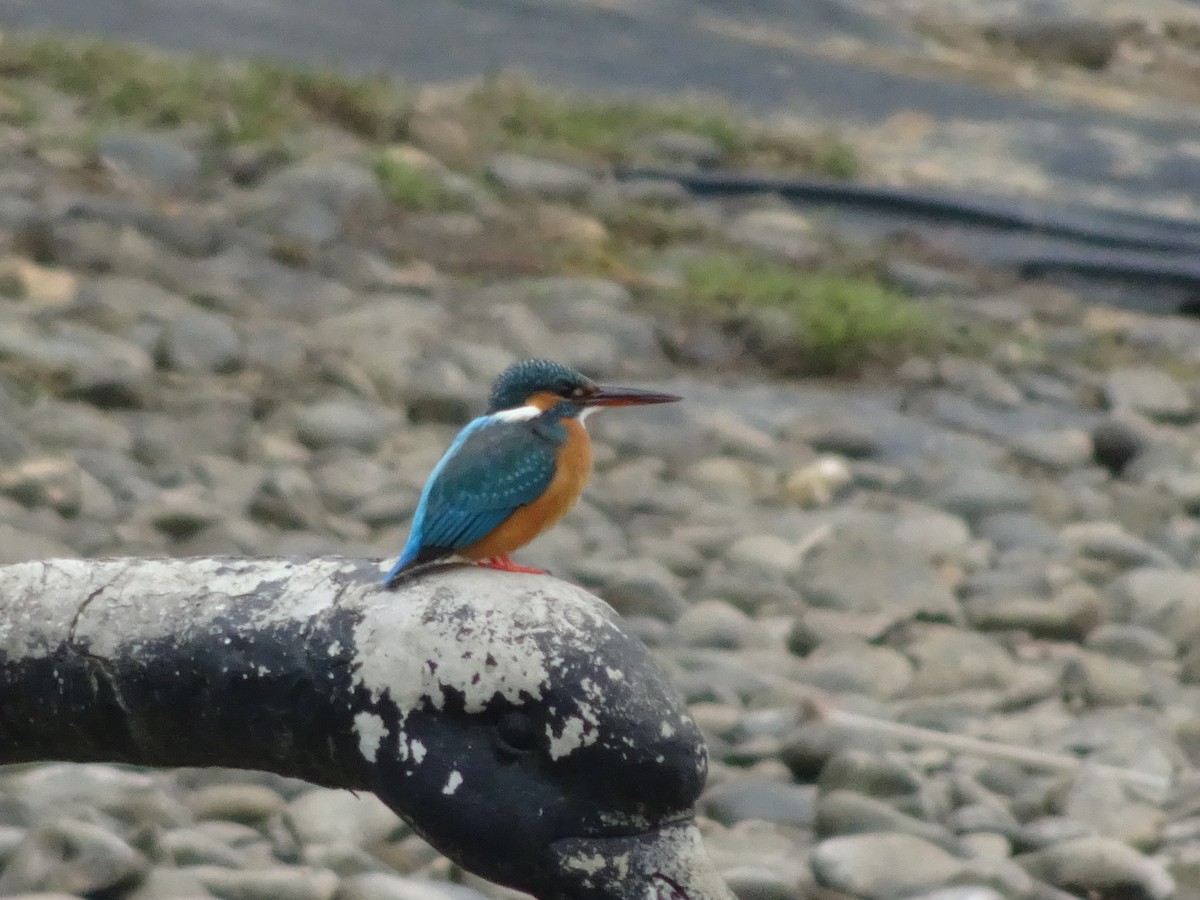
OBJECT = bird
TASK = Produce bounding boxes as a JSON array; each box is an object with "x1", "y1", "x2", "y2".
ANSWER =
[{"x1": 384, "y1": 359, "x2": 680, "y2": 585}]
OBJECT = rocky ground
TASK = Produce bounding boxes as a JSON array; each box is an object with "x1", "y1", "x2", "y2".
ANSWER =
[{"x1": 0, "y1": 30, "x2": 1200, "y2": 900}]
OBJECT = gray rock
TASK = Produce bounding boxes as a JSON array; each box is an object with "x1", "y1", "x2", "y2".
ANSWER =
[
  {"x1": 599, "y1": 570, "x2": 688, "y2": 623},
  {"x1": 810, "y1": 832, "x2": 968, "y2": 899},
  {"x1": 190, "y1": 864, "x2": 339, "y2": 900},
  {"x1": 975, "y1": 512, "x2": 1062, "y2": 553},
  {"x1": 1061, "y1": 521, "x2": 1176, "y2": 569},
  {"x1": 1092, "y1": 419, "x2": 1144, "y2": 476},
  {"x1": 905, "y1": 626, "x2": 1017, "y2": 695},
  {"x1": 815, "y1": 790, "x2": 958, "y2": 849},
  {"x1": 816, "y1": 750, "x2": 924, "y2": 803},
  {"x1": 97, "y1": 130, "x2": 201, "y2": 195},
  {"x1": 0, "y1": 457, "x2": 82, "y2": 516},
  {"x1": 126, "y1": 865, "x2": 217, "y2": 899},
  {"x1": 934, "y1": 468, "x2": 1034, "y2": 523},
  {"x1": 674, "y1": 600, "x2": 766, "y2": 650},
  {"x1": 983, "y1": 17, "x2": 1121, "y2": 69},
  {"x1": 964, "y1": 588, "x2": 1105, "y2": 642},
  {"x1": 185, "y1": 783, "x2": 286, "y2": 824},
  {"x1": 156, "y1": 827, "x2": 247, "y2": 868},
  {"x1": 802, "y1": 524, "x2": 959, "y2": 620},
  {"x1": 158, "y1": 309, "x2": 242, "y2": 373},
  {"x1": 1016, "y1": 836, "x2": 1174, "y2": 900},
  {"x1": 897, "y1": 889, "x2": 1005, "y2": 900},
  {"x1": 1008, "y1": 428, "x2": 1093, "y2": 471},
  {"x1": 720, "y1": 867, "x2": 807, "y2": 900},
  {"x1": 0, "y1": 323, "x2": 154, "y2": 408},
  {"x1": 486, "y1": 154, "x2": 595, "y2": 200},
  {"x1": 263, "y1": 160, "x2": 386, "y2": 218},
  {"x1": 798, "y1": 640, "x2": 914, "y2": 701},
  {"x1": 1104, "y1": 367, "x2": 1193, "y2": 423},
  {"x1": 294, "y1": 400, "x2": 391, "y2": 453},
  {"x1": 1113, "y1": 567, "x2": 1200, "y2": 636},
  {"x1": 141, "y1": 489, "x2": 224, "y2": 540},
  {"x1": 724, "y1": 208, "x2": 825, "y2": 265},
  {"x1": 0, "y1": 818, "x2": 148, "y2": 895},
  {"x1": 337, "y1": 873, "x2": 490, "y2": 900},
  {"x1": 938, "y1": 357, "x2": 1023, "y2": 408},
  {"x1": 702, "y1": 778, "x2": 816, "y2": 828},
  {"x1": 1061, "y1": 650, "x2": 1154, "y2": 707},
  {"x1": 248, "y1": 467, "x2": 326, "y2": 530},
  {"x1": 284, "y1": 788, "x2": 404, "y2": 848}
]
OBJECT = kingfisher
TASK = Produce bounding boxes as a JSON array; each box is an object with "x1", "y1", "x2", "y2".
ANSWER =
[{"x1": 384, "y1": 359, "x2": 680, "y2": 586}]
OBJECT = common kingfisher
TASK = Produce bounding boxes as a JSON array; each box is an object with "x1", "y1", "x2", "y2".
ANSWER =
[{"x1": 384, "y1": 359, "x2": 680, "y2": 585}]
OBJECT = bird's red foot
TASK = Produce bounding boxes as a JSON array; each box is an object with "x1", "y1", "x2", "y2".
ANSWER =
[{"x1": 478, "y1": 555, "x2": 545, "y2": 574}]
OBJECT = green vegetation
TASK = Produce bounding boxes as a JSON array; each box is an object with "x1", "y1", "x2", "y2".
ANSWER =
[
  {"x1": 466, "y1": 76, "x2": 860, "y2": 177},
  {"x1": 0, "y1": 36, "x2": 409, "y2": 143},
  {"x1": 373, "y1": 153, "x2": 462, "y2": 211},
  {"x1": 674, "y1": 252, "x2": 929, "y2": 374},
  {"x1": 0, "y1": 35, "x2": 858, "y2": 178}
]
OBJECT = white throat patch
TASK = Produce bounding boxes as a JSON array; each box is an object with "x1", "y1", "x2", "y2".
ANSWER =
[{"x1": 492, "y1": 405, "x2": 542, "y2": 423}]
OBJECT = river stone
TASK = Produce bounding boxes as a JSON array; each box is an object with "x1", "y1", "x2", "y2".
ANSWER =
[
  {"x1": 810, "y1": 832, "x2": 968, "y2": 899},
  {"x1": 1104, "y1": 367, "x2": 1193, "y2": 423},
  {"x1": 0, "y1": 817, "x2": 149, "y2": 895},
  {"x1": 338, "y1": 873, "x2": 490, "y2": 900},
  {"x1": 802, "y1": 523, "x2": 958, "y2": 620},
  {"x1": 485, "y1": 154, "x2": 594, "y2": 200},
  {"x1": 1091, "y1": 419, "x2": 1144, "y2": 476},
  {"x1": 284, "y1": 788, "x2": 405, "y2": 848},
  {"x1": 157, "y1": 826, "x2": 247, "y2": 868},
  {"x1": 1111, "y1": 568, "x2": 1200, "y2": 636},
  {"x1": 158, "y1": 309, "x2": 242, "y2": 373},
  {"x1": 905, "y1": 626, "x2": 1017, "y2": 695},
  {"x1": 190, "y1": 864, "x2": 339, "y2": 900},
  {"x1": 702, "y1": 778, "x2": 817, "y2": 828},
  {"x1": 294, "y1": 399, "x2": 392, "y2": 453},
  {"x1": 1016, "y1": 835, "x2": 1174, "y2": 900},
  {"x1": 97, "y1": 130, "x2": 201, "y2": 195},
  {"x1": 815, "y1": 790, "x2": 957, "y2": 849},
  {"x1": 126, "y1": 865, "x2": 217, "y2": 899},
  {"x1": 185, "y1": 783, "x2": 286, "y2": 824}
]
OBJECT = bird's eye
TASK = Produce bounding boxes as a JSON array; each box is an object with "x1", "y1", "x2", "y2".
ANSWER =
[
  {"x1": 496, "y1": 710, "x2": 539, "y2": 757},
  {"x1": 568, "y1": 385, "x2": 587, "y2": 399}
]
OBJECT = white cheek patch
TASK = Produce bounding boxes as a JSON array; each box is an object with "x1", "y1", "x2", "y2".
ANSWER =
[{"x1": 492, "y1": 405, "x2": 542, "y2": 422}]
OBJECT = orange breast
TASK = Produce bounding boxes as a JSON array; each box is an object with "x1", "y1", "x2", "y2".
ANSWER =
[{"x1": 461, "y1": 418, "x2": 592, "y2": 561}]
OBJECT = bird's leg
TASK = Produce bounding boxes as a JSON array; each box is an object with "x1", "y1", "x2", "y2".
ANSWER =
[{"x1": 478, "y1": 555, "x2": 546, "y2": 575}]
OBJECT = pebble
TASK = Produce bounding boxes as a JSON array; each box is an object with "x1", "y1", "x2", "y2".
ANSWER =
[
  {"x1": 294, "y1": 400, "x2": 392, "y2": 453},
  {"x1": 96, "y1": 129, "x2": 201, "y2": 195},
  {"x1": 0, "y1": 818, "x2": 148, "y2": 895},
  {"x1": 158, "y1": 309, "x2": 242, "y2": 373},
  {"x1": 810, "y1": 832, "x2": 968, "y2": 898},
  {"x1": 485, "y1": 154, "x2": 595, "y2": 200},
  {"x1": 1104, "y1": 367, "x2": 1193, "y2": 423},
  {"x1": 189, "y1": 864, "x2": 340, "y2": 900},
  {"x1": 284, "y1": 788, "x2": 405, "y2": 848},
  {"x1": 702, "y1": 778, "x2": 817, "y2": 828},
  {"x1": 1016, "y1": 835, "x2": 1174, "y2": 900}
]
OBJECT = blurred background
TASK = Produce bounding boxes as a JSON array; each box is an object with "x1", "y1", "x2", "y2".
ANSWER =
[{"x1": 0, "y1": 1, "x2": 1198, "y2": 899}]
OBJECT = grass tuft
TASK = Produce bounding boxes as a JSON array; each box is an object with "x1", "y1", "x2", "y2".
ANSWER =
[
  {"x1": 675, "y1": 252, "x2": 929, "y2": 374},
  {"x1": 373, "y1": 153, "x2": 462, "y2": 211}
]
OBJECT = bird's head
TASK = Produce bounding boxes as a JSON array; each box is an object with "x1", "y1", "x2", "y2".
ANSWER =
[{"x1": 487, "y1": 359, "x2": 680, "y2": 420}]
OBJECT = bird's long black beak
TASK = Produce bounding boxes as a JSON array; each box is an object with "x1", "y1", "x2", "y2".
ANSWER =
[
  {"x1": 584, "y1": 386, "x2": 682, "y2": 407},
  {"x1": 547, "y1": 823, "x2": 733, "y2": 900}
]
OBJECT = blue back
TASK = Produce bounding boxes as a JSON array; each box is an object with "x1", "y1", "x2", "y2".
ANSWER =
[{"x1": 384, "y1": 413, "x2": 563, "y2": 580}]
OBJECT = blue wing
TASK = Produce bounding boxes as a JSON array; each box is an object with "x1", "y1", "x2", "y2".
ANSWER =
[{"x1": 384, "y1": 415, "x2": 559, "y2": 582}]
